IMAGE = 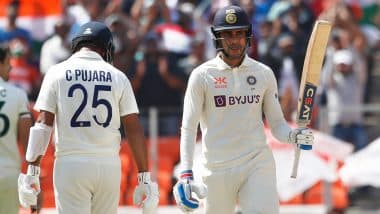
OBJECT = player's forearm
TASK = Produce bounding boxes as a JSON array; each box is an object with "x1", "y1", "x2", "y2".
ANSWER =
[
  {"x1": 123, "y1": 114, "x2": 149, "y2": 172},
  {"x1": 263, "y1": 93, "x2": 292, "y2": 142},
  {"x1": 270, "y1": 121, "x2": 292, "y2": 143},
  {"x1": 127, "y1": 132, "x2": 149, "y2": 172},
  {"x1": 179, "y1": 127, "x2": 197, "y2": 170},
  {"x1": 179, "y1": 70, "x2": 204, "y2": 170},
  {"x1": 180, "y1": 106, "x2": 201, "y2": 170}
]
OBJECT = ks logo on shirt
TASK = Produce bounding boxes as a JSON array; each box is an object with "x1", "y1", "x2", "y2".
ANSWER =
[{"x1": 214, "y1": 77, "x2": 227, "y2": 88}]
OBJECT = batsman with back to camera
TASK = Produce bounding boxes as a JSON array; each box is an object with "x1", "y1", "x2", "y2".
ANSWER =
[
  {"x1": 17, "y1": 21, "x2": 159, "y2": 214},
  {"x1": 173, "y1": 5, "x2": 314, "y2": 214},
  {"x1": 0, "y1": 43, "x2": 34, "y2": 214}
]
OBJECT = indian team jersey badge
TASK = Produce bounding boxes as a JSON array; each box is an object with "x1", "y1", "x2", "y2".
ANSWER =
[{"x1": 246, "y1": 75, "x2": 256, "y2": 85}]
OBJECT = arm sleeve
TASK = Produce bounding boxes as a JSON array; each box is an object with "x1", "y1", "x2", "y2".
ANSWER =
[
  {"x1": 119, "y1": 75, "x2": 139, "y2": 116},
  {"x1": 34, "y1": 67, "x2": 57, "y2": 113},
  {"x1": 180, "y1": 70, "x2": 204, "y2": 170},
  {"x1": 263, "y1": 69, "x2": 292, "y2": 143}
]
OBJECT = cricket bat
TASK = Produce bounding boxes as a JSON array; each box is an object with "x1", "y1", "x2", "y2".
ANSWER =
[{"x1": 290, "y1": 20, "x2": 332, "y2": 178}]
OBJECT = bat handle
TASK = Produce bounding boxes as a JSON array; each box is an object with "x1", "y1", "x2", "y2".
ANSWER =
[
  {"x1": 291, "y1": 145, "x2": 301, "y2": 178},
  {"x1": 290, "y1": 144, "x2": 312, "y2": 178}
]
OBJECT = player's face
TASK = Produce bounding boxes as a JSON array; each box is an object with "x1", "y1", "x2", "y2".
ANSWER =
[
  {"x1": 219, "y1": 29, "x2": 248, "y2": 59},
  {"x1": 0, "y1": 53, "x2": 11, "y2": 81}
]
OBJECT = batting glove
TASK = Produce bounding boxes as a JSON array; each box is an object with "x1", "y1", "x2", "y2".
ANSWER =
[
  {"x1": 133, "y1": 172, "x2": 159, "y2": 214},
  {"x1": 173, "y1": 170, "x2": 208, "y2": 213},
  {"x1": 18, "y1": 165, "x2": 40, "y2": 208},
  {"x1": 289, "y1": 128, "x2": 314, "y2": 150}
]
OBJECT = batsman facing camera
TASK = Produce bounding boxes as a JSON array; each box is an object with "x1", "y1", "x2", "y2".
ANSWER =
[
  {"x1": 211, "y1": 5, "x2": 252, "y2": 58},
  {"x1": 174, "y1": 4, "x2": 314, "y2": 214}
]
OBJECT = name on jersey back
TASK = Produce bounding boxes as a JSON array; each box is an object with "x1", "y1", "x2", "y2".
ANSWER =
[{"x1": 65, "y1": 69, "x2": 112, "y2": 82}]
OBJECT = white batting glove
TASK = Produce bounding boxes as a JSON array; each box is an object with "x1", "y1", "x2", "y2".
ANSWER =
[
  {"x1": 173, "y1": 170, "x2": 208, "y2": 213},
  {"x1": 18, "y1": 165, "x2": 40, "y2": 208},
  {"x1": 289, "y1": 128, "x2": 314, "y2": 150},
  {"x1": 133, "y1": 172, "x2": 159, "y2": 214}
]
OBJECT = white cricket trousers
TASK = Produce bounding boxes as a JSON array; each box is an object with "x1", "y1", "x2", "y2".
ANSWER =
[
  {"x1": 203, "y1": 147, "x2": 279, "y2": 214},
  {"x1": 53, "y1": 155, "x2": 121, "y2": 214}
]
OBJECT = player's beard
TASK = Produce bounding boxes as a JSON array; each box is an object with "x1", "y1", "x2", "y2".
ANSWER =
[{"x1": 223, "y1": 44, "x2": 246, "y2": 60}]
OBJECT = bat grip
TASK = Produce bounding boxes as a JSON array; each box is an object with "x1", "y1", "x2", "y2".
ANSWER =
[
  {"x1": 291, "y1": 144, "x2": 312, "y2": 178},
  {"x1": 291, "y1": 145, "x2": 301, "y2": 178}
]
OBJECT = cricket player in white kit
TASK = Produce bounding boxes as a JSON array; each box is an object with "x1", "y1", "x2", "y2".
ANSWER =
[
  {"x1": 18, "y1": 22, "x2": 159, "y2": 214},
  {"x1": 0, "y1": 44, "x2": 33, "y2": 214},
  {"x1": 173, "y1": 5, "x2": 314, "y2": 214}
]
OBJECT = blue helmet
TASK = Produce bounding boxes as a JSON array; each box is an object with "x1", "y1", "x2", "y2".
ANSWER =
[
  {"x1": 71, "y1": 21, "x2": 114, "y2": 63},
  {"x1": 211, "y1": 5, "x2": 252, "y2": 51}
]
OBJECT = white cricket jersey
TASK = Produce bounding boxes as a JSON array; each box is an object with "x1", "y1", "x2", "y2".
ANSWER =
[
  {"x1": 180, "y1": 54, "x2": 292, "y2": 170},
  {"x1": 0, "y1": 78, "x2": 30, "y2": 176},
  {"x1": 35, "y1": 50, "x2": 139, "y2": 157}
]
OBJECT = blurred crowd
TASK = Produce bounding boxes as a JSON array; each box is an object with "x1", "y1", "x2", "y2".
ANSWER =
[{"x1": 1, "y1": 0, "x2": 379, "y2": 156}]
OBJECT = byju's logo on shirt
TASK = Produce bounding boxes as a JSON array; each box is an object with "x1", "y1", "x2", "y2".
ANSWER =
[
  {"x1": 214, "y1": 95, "x2": 227, "y2": 107},
  {"x1": 214, "y1": 95, "x2": 260, "y2": 107},
  {"x1": 214, "y1": 77, "x2": 227, "y2": 88}
]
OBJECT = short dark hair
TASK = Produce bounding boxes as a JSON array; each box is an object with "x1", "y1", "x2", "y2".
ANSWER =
[{"x1": 0, "y1": 43, "x2": 10, "y2": 63}]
